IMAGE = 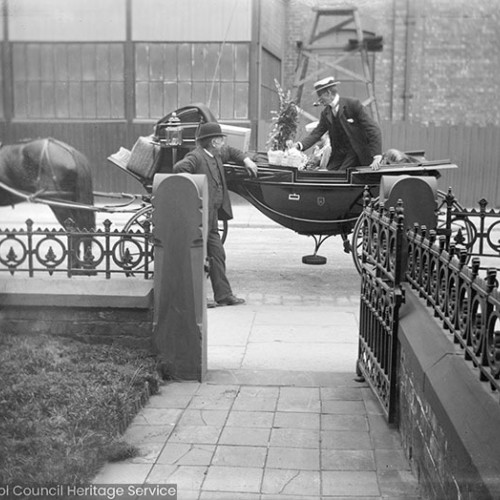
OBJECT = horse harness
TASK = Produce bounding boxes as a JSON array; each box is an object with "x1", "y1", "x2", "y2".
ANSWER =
[{"x1": 32, "y1": 138, "x2": 75, "y2": 200}]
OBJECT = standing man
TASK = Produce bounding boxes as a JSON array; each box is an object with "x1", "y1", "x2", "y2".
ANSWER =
[
  {"x1": 295, "y1": 77, "x2": 382, "y2": 171},
  {"x1": 173, "y1": 122, "x2": 258, "y2": 307}
]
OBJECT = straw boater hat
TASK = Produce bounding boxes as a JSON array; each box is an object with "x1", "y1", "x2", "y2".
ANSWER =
[
  {"x1": 313, "y1": 77, "x2": 340, "y2": 94},
  {"x1": 196, "y1": 122, "x2": 227, "y2": 141}
]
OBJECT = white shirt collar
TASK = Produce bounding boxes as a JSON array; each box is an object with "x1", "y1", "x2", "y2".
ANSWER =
[
  {"x1": 203, "y1": 148, "x2": 214, "y2": 158},
  {"x1": 330, "y1": 94, "x2": 340, "y2": 109}
]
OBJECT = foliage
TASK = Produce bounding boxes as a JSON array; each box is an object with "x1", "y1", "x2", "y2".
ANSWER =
[
  {"x1": 267, "y1": 80, "x2": 299, "y2": 151},
  {"x1": 0, "y1": 332, "x2": 161, "y2": 485}
]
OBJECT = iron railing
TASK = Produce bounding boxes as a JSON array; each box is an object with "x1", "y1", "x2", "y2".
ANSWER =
[
  {"x1": 0, "y1": 218, "x2": 153, "y2": 279},
  {"x1": 358, "y1": 190, "x2": 500, "y2": 422},
  {"x1": 357, "y1": 200, "x2": 406, "y2": 423},
  {"x1": 406, "y1": 226, "x2": 500, "y2": 394},
  {"x1": 440, "y1": 189, "x2": 500, "y2": 268}
]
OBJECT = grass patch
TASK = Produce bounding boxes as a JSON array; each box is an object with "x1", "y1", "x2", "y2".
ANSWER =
[{"x1": 0, "y1": 332, "x2": 161, "y2": 484}]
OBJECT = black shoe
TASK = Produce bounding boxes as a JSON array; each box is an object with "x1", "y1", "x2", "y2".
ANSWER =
[
  {"x1": 217, "y1": 295, "x2": 245, "y2": 306},
  {"x1": 207, "y1": 300, "x2": 218, "y2": 309}
]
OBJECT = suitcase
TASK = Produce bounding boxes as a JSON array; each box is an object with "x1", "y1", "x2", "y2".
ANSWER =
[{"x1": 127, "y1": 136, "x2": 161, "y2": 180}]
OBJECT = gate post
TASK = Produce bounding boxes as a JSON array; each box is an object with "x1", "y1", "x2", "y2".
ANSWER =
[{"x1": 152, "y1": 174, "x2": 208, "y2": 381}]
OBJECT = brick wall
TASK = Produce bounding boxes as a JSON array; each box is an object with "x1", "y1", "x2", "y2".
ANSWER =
[
  {"x1": 397, "y1": 289, "x2": 500, "y2": 500},
  {"x1": 284, "y1": 0, "x2": 500, "y2": 125},
  {"x1": 0, "y1": 278, "x2": 154, "y2": 350}
]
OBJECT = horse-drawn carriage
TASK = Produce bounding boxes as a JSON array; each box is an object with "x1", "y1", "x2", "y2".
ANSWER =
[
  {"x1": 0, "y1": 103, "x2": 462, "y2": 273},
  {"x1": 110, "y1": 103, "x2": 460, "y2": 270}
]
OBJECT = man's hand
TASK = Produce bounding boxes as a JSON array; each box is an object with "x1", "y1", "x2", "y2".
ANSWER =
[
  {"x1": 243, "y1": 158, "x2": 259, "y2": 177},
  {"x1": 370, "y1": 154, "x2": 382, "y2": 171}
]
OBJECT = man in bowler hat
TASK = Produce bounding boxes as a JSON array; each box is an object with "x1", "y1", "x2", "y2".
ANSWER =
[
  {"x1": 295, "y1": 77, "x2": 382, "y2": 171},
  {"x1": 173, "y1": 122, "x2": 258, "y2": 306}
]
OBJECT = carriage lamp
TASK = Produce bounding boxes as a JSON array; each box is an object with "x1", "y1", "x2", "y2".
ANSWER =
[{"x1": 163, "y1": 112, "x2": 183, "y2": 147}]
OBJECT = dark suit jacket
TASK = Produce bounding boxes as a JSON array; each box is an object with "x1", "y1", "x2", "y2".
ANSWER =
[
  {"x1": 300, "y1": 97, "x2": 382, "y2": 166},
  {"x1": 173, "y1": 145, "x2": 247, "y2": 220}
]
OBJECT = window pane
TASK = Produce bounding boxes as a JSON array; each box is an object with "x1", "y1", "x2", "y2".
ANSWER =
[
  {"x1": 55, "y1": 82, "x2": 69, "y2": 118},
  {"x1": 220, "y1": 44, "x2": 233, "y2": 81},
  {"x1": 149, "y1": 44, "x2": 165, "y2": 81},
  {"x1": 40, "y1": 45, "x2": 54, "y2": 81},
  {"x1": 68, "y1": 45, "x2": 82, "y2": 81},
  {"x1": 220, "y1": 82, "x2": 234, "y2": 119},
  {"x1": 163, "y1": 82, "x2": 178, "y2": 115},
  {"x1": 27, "y1": 81, "x2": 41, "y2": 117},
  {"x1": 15, "y1": 82, "x2": 28, "y2": 117},
  {"x1": 110, "y1": 82, "x2": 124, "y2": 118},
  {"x1": 150, "y1": 82, "x2": 164, "y2": 115},
  {"x1": 96, "y1": 44, "x2": 110, "y2": 80},
  {"x1": 96, "y1": 82, "x2": 111, "y2": 118},
  {"x1": 54, "y1": 45, "x2": 69, "y2": 81},
  {"x1": 135, "y1": 81, "x2": 150, "y2": 119},
  {"x1": 82, "y1": 81, "x2": 96, "y2": 117},
  {"x1": 134, "y1": 41, "x2": 250, "y2": 120},
  {"x1": 135, "y1": 44, "x2": 149, "y2": 81},
  {"x1": 82, "y1": 45, "x2": 97, "y2": 81},
  {"x1": 26, "y1": 45, "x2": 41, "y2": 81},
  {"x1": 109, "y1": 45, "x2": 124, "y2": 81},
  {"x1": 69, "y1": 82, "x2": 83, "y2": 118},
  {"x1": 178, "y1": 44, "x2": 192, "y2": 81},
  {"x1": 234, "y1": 83, "x2": 248, "y2": 119},
  {"x1": 41, "y1": 82, "x2": 55, "y2": 116},
  {"x1": 235, "y1": 44, "x2": 249, "y2": 81},
  {"x1": 192, "y1": 45, "x2": 206, "y2": 81},
  {"x1": 163, "y1": 45, "x2": 177, "y2": 80}
]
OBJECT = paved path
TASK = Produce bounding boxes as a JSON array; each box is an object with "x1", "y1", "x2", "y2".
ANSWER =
[
  {"x1": 1, "y1": 201, "x2": 422, "y2": 499},
  {"x1": 92, "y1": 296, "x2": 421, "y2": 499}
]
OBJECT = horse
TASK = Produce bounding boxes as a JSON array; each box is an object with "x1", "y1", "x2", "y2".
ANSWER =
[
  {"x1": 0, "y1": 138, "x2": 95, "y2": 271},
  {"x1": 0, "y1": 137, "x2": 95, "y2": 231}
]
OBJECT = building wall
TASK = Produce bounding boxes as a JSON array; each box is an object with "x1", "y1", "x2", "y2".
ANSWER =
[{"x1": 283, "y1": 0, "x2": 500, "y2": 126}]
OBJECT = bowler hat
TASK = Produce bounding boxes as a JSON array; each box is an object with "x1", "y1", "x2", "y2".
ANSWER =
[
  {"x1": 313, "y1": 77, "x2": 340, "y2": 94},
  {"x1": 196, "y1": 122, "x2": 226, "y2": 141}
]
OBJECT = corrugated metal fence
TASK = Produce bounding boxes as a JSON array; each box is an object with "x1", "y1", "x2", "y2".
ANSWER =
[
  {"x1": 4, "y1": 120, "x2": 500, "y2": 208},
  {"x1": 380, "y1": 122, "x2": 500, "y2": 208}
]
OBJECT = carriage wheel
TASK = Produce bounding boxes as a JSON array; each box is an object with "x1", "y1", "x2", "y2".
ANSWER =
[
  {"x1": 118, "y1": 205, "x2": 155, "y2": 273},
  {"x1": 351, "y1": 210, "x2": 371, "y2": 275},
  {"x1": 119, "y1": 206, "x2": 229, "y2": 270},
  {"x1": 350, "y1": 191, "x2": 473, "y2": 274}
]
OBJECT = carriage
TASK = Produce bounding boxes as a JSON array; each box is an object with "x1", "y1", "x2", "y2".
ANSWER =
[
  {"x1": 110, "y1": 103, "x2": 460, "y2": 270},
  {"x1": 0, "y1": 103, "x2": 461, "y2": 273}
]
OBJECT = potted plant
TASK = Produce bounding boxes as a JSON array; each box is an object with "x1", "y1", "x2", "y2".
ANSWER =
[{"x1": 266, "y1": 80, "x2": 299, "y2": 166}]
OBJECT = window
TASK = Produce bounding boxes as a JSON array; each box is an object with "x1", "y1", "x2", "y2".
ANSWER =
[
  {"x1": 13, "y1": 43, "x2": 125, "y2": 119},
  {"x1": 135, "y1": 42, "x2": 249, "y2": 120}
]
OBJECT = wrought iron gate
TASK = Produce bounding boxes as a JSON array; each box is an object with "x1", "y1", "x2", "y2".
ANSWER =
[{"x1": 357, "y1": 201, "x2": 406, "y2": 423}]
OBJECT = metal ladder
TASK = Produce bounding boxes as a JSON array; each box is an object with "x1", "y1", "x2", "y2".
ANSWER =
[{"x1": 293, "y1": 5, "x2": 381, "y2": 121}]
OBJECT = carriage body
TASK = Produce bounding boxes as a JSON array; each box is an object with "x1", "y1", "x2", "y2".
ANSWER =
[
  {"x1": 225, "y1": 165, "x2": 375, "y2": 236},
  {"x1": 224, "y1": 158, "x2": 455, "y2": 239}
]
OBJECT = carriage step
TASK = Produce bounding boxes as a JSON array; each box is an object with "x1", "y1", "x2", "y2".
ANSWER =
[{"x1": 302, "y1": 254, "x2": 327, "y2": 265}]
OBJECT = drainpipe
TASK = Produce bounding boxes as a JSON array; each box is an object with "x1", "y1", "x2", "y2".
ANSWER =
[
  {"x1": 403, "y1": 0, "x2": 415, "y2": 121},
  {"x1": 389, "y1": 0, "x2": 397, "y2": 120},
  {"x1": 2, "y1": 0, "x2": 13, "y2": 140},
  {"x1": 250, "y1": 0, "x2": 262, "y2": 150}
]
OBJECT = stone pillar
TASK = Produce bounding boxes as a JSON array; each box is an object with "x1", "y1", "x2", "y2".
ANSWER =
[{"x1": 152, "y1": 174, "x2": 208, "y2": 381}]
